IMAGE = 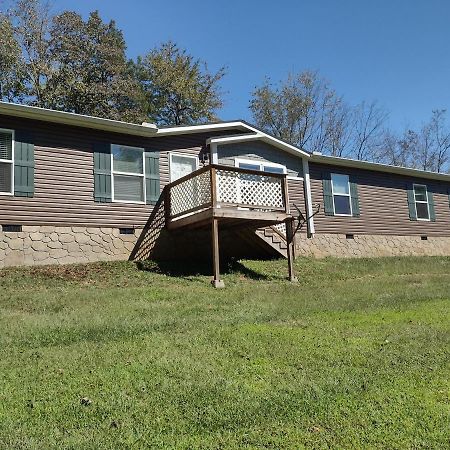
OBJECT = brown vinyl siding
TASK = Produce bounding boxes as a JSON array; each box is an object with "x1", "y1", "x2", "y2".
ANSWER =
[
  {"x1": 310, "y1": 162, "x2": 450, "y2": 236},
  {"x1": 0, "y1": 114, "x2": 246, "y2": 227},
  {"x1": 287, "y1": 178, "x2": 305, "y2": 213}
]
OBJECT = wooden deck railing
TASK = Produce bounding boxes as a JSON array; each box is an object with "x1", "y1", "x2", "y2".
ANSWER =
[{"x1": 165, "y1": 164, "x2": 289, "y2": 223}]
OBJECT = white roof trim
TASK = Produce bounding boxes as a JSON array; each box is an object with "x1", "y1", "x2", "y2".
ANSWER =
[
  {"x1": 159, "y1": 121, "x2": 310, "y2": 157},
  {"x1": 157, "y1": 121, "x2": 249, "y2": 135},
  {"x1": 0, "y1": 101, "x2": 158, "y2": 136},
  {"x1": 206, "y1": 132, "x2": 309, "y2": 158},
  {"x1": 311, "y1": 154, "x2": 450, "y2": 182}
]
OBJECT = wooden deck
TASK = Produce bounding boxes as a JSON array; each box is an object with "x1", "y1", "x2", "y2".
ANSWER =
[{"x1": 164, "y1": 164, "x2": 297, "y2": 286}]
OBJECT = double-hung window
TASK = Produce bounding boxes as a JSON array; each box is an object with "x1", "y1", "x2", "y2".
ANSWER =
[
  {"x1": 331, "y1": 173, "x2": 352, "y2": 216},
  {"x1": 111, "y1": 144, "x2": 145, "y2": 203},
  {"x1": 413, "y1": 184, "x2": 430, "y2": 220},
  {"x1": 235, "y1": 158, "x2": 287, "y2": 175},
  {"x1": 0, "y1": 129, "x2": 14, "y2": 195}
]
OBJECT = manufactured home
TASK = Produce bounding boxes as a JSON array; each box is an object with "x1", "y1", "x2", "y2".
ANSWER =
[{"x1": 0, "y1": 102, "x2": 449, "y2": 284}]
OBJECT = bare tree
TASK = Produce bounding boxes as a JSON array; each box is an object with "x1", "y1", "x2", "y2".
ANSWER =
[
  {"x1": 324, "y1": 97, "x2": 353, "y2": 157},
  {"x1": 250, "y1": 70, "x2": 350, "y2": 154},
  {"x1": 415, "y1": 122, "x2": 436, "y2": 171},
  {"x1": 430, "y1": 109, "x2": 450, "y2": 173},
  {"x1": 349, "y1": 100, "x2": 388, "y2": 161}
]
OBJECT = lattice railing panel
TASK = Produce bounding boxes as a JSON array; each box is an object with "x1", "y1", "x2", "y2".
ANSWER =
[
  {"x1": 273, "y1": 222, "x2": 287, "y2": 236},
  {"x1": 216, "y1": 169, "x2": 284, "y2": 209},
  {"x1": 170, "y1": 170, "x2": 211, "y2": 217}
]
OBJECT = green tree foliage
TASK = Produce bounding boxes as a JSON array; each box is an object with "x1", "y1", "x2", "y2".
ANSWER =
[
  {"x1": 1, "y1": 1, "x2": 145, "y2": 122},
  {"x1": 46, "y1": 10, "x2": 144, "y2": 122},
  {"x1": 1, "y1": 1, "x2": 226, "y2": 125},
  {"x1": 136, "y1": 41, "x2": 226, "y2": 125},
  {"x1": 0, "y1": 14, "x2": 26, "y2": 102}
]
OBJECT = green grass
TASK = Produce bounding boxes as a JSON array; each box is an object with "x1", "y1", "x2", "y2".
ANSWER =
[{"x1": 0, "y1": 257, "x2": 449, "y2": 449}]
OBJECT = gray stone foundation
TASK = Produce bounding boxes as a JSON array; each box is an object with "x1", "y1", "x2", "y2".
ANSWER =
[
  {"x1": 2, "y1": 226, "x2": 450, "y2": 269},
  {"x1": 295, "y1": 233, "x2": 450, "y2": 258},
  {"x1": 0, "y1": 226, "x2": 141, "y2": 268}
]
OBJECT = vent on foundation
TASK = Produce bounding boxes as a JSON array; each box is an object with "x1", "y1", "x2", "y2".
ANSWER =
[
  {"x1": 119, "y1": 228, "x2": 134, "y2": 235},
  {"x1": 2, "y1": 224, "x2": 22, "y2": 232},
  {"x1": 345, "y1": 234, "x2": 354, "y2": 240},
  {"x1": 421, "y1": 235, "x2": 428, "y2": 241}
]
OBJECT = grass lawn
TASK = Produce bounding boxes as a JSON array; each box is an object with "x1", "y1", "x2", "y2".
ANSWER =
[{"x1": 0, "y1": 257, "x2": 449, "y2": 449}]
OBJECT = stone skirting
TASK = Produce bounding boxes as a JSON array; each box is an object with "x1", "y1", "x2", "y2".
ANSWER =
[
  {"x1": 2, "y1": 226, "x2": 450, "y2": 268},
  {"x1": 295, "y1": 233, "x2": 450, "y2": 258},
  {"x1": 0, "y1": 226, "x2": 141, "y2": 268}
]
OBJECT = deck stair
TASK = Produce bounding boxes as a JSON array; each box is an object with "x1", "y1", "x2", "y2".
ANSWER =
[
  {"x1": 255, "y1": 227, "x2": 288, "y2": 259},
  {"x1": 161, "y1": 163, "x2": 297, "y2": 286}
]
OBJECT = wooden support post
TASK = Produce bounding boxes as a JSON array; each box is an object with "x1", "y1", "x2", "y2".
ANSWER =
[
  {"x1": 286, "y1": 218, "x2": 297, "y2": 282},
  {"x1": 211, "y1": 218, "x2": 224, "y2": 288}
]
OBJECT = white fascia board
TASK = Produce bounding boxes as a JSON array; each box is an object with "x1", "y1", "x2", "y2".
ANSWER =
[
  {"x1": 206, "y1": 133, "x2": 261, "y2": 145},
  {"x1": 0, "y1": 101, "x2": 158, "y2": 136},
  {"x1": 206, "y1": 131, "x2": 310, "y2": 158},
  {"x1": 311, "y1": 154, "x2": 450, "y2": 182},
  {"x1": 157, "y1": 121, "x2": 249, "y2": 135}
]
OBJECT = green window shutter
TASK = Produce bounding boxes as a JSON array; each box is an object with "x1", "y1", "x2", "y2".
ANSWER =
[
  {"x1": 93, "y1": 142, "x2": 112, "y2": 203},
  {"x1": 14, "y1": 132, "x2": 35, "y2": 197},
  {"x1": 322, "y1": 172, "x2": 334, "y2": 216},
  {"x1": 145, "y1": 151, "x2": 160, "y2": 205},
  {"x1": 349, "y1": 177, "x2": 360, "y2": 217},
  {"x1": 428, "y1": 190, "x2": 436, "y2": 222},
  {"x1": 406, "y1": 183, "x2": 417, "y2": 221}
]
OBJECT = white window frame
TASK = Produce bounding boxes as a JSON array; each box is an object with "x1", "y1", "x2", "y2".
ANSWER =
[
  {"x1": 234, "y1": 157, "x2": 287, "y2": 175},
  {"x1": 413, "y1": 183, "x2": 430, "y2": 221},
  {"x1": 331, "y1": 173, "x2": 352, "y2": 217},
  {"x1": 169, "y1": 152, "x2": 199, "y2": 182},
  {"x1": 0, "y1": 128, "x2": 14, "y2": 196},
  {"x1": 111, "y1": 144, "x2": 146, "y2": 204}
]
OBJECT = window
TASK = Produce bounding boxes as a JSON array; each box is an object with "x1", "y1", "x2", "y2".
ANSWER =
[
  {"x1": 235, "y1": 158, "x2": 287, "y2": 174},
  {"x1": 169, "y1": 153, "x2": 198, "y2": 182},
  {"x1": 111, "y1": 144, "x2": 145, "y2": 203},
  {"x1": 0, "y1": 130, "x2": 14, "y2": 195},
  {"x1": 331, "y1": 173, "x2": 352, "y2": 216},
  {"x1": 413, "y1": 184, "x2": 430, "y2": 220}
]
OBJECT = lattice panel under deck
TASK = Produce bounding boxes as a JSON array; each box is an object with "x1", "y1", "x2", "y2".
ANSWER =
[
  {"x1": 170, "y1": 170, "x2": 211, "y2": 216},
  {"x1": 216, "y1": 169, "x2": 284, "y2": 209}
]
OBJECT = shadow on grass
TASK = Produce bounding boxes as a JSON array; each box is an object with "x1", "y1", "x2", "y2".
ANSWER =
[{"x1": 135, "y1": 258, "x2": 270, "y2": 281}]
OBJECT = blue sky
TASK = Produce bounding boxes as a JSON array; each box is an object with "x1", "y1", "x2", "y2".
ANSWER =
[{"x1": 44, "y1": 1, "x2": 450, "y2": 130}]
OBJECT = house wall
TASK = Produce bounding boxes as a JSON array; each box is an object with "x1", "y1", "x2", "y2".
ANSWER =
[
  {"x1": 0, "y1": 114, "x2": 242, "y2": 228},
  {"x1": 0, "y1": 114, "x2": 247, "y2": 267},
  {"x1": 292, "y1": 161, "x2": 450, "y2": 258},
  {"x1": 217, "y1": 141, "x2": 304, "y2": 178},
  {"x1": 309, "y1": 162, "x2": 450, "y2": 237},
  {"x1": 1, "y1": 111, "x2": 449, "y2": 267}
]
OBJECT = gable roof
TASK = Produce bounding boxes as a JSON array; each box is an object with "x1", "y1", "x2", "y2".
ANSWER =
[
  {"x1": 206, "y1": 132, "x2": 310, "y2": 158},
  {"x1": 158, "y1": 121, "x2": 310, "y2": 158},
  {"x1": 0, "y1": 101, "x2": 448, "y2": 182}
]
